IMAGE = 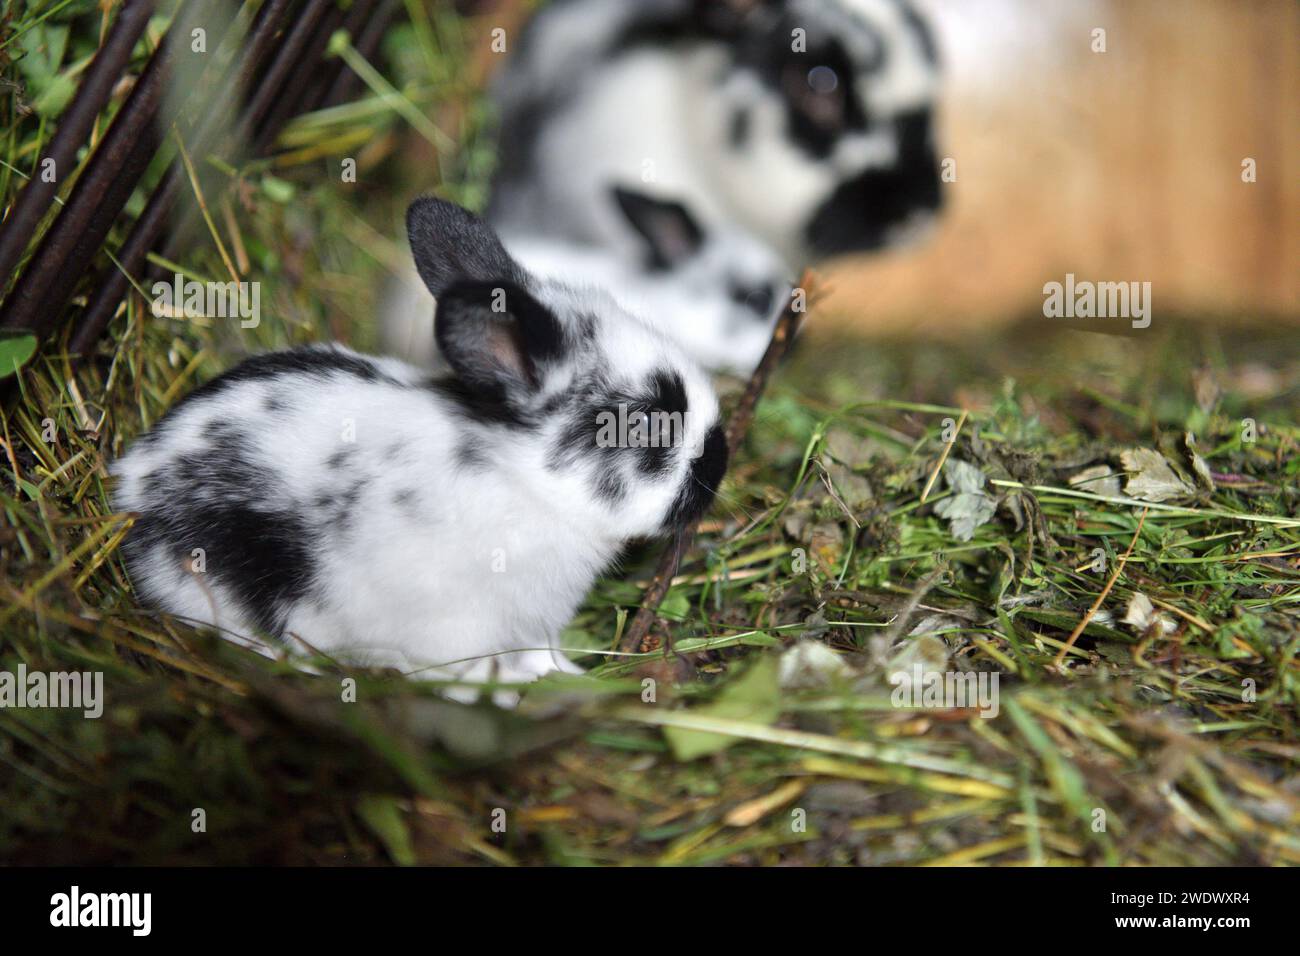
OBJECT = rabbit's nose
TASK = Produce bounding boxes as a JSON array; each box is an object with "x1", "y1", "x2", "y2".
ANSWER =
[
  {"x1": 663, "y1": 424, "x2": 728, "y2": 531},
  {"x1": 687, "y1": 418, "x2": 721, "y2": 460},
  {"x1": 691, "y1": 425, "x2": 728, "y2": 491}
]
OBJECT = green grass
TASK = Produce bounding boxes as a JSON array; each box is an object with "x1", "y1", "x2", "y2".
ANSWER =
[{"x1": 2, "y1": 2, "x2": 1298, "y2": 866}]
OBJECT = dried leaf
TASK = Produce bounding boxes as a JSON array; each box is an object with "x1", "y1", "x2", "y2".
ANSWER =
[
  {"x1": 809, "y1": 521, "x2": 844, "y2": 572},
  {"x1": 724, "y1": 780, "x2": 805, "y2": 827},
  {"x1": 885, "y1": 621, "x2": 953, "y2": 677},
  {"x1": 1119, "y1": 448, "x2": 1196, "y2": 502},
  {"x1": 1069, "y1": 463, "x2": 1123, "y2": 498},
  {"x1": 779, "y1": 640, "x2": 854, "y2": 691},
  {"x1": 1182, "y1": 431, "x2": 1215, "y2": 492},
  {"x1": 1122, "y1": 593, "x2": 1158, "y2": 630},
  {"x1": 934, "y1": 459, "x2": 996, "y2": 541},
  {"x1": 1121, "y1": 592, "x2": 1176, "y2": 635},
  {"x1": 1192, "y1": 367, "x2": 1221, "y2": 414}
]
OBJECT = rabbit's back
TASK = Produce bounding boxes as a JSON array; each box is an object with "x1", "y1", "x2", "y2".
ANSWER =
[{"x1": 112, "y1": 345, "x2": 471, "y2": 642}]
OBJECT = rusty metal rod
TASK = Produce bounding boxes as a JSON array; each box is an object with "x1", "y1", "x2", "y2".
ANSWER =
[
  {"x1": 252, "y1": 0, "x2": 352, "y2": 152},
  {"x1": 36, "y1": 125, "x2": 163, "y2": 326},
  {"x1": 0, "y1": 26, "x2": 175, "y2": 336},
  {"x1": 70, "y1": 165, "x2": 180, "y2": 354},
  {"x1": 0, "y1": 0, "x2": 251, "y2": 338},
  {"x1": 191, "y1": 0, "x2": 301, "y2": 152},
  {"x1": 72, "y1": 0, "x2": 300, "y2": 353},
  {"x1": 311, "y1": 0, "x2": 376, "y2": 111},
  {"x1": 0, "y1": 0, "x2": 156, "y2": 291},
  {"x1": 241, "y1": 0, "x2": 334, "y2": 142}
]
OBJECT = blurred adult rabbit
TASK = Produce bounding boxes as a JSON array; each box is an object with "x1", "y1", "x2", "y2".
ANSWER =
[{"x1": 487, "y1": 0, "x2": 944, "y2": 269}]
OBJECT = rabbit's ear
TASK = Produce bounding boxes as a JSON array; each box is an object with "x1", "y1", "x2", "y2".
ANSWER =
[
  {"x1": 435, "y1": 280, "x2": 565, "y2": 400},
  {"x1": 406, "y1": 197, "x2": 526, "y2": 297},
  {"x1": 610, "y1": 185, "x2": 705, "y2": 269}
]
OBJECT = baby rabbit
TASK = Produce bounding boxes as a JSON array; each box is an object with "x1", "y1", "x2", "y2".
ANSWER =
[
  {"x1": 114, "y1": 198, "x2": 729, "y2": 700},
  {"x1": 381, "y1": 185, "x2": 790, "y2": 376}
]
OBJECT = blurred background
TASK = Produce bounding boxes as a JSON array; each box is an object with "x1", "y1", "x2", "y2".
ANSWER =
[
  {"x1": 6, "y1": 0, "x2": 1294, "y2": 352},
  {"x1": 828, "y1": 0, "x2": 1300, "y2": 334},
  {"x1": 457, "y1": 0, "x2": 1300, "y2": 336}
]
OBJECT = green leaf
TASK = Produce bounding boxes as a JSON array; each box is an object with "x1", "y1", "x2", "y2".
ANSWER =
[
  {"x1": 260, "y1": 175, "x2": 295, "y2": 203},
  {"x1": 663, "y1": 655, "x2": 780, "y2": 761},
  {"x1": 32, "y1": 72, "x2": 76, "y2": 116},
  {"x1": 1004, "y1": 699, "x2": 1100, "y2": 843},
  {"x1": 0, "y1": 331, "x2": 38, "y2": 378},
  {"x1": 16, "y1": 24, "x2": 70, "y2": 91},
  {"x1": 355, "y1": 794, "x2": 415, "y2": 866},
  {"x1": 659, "y1": 588, "x2": 690, "y2": 622}
]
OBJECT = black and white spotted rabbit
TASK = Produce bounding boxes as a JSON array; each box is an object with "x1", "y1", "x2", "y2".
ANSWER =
[
  {"x1": 488, "y1": 0, "x2": 944, "y2": 269},
  {"x1": 383, "y1": 184, "x2": 792, "y2": 376},
  {"x1": 114, "y1": 198, "x2": 729, "y2": 702}
]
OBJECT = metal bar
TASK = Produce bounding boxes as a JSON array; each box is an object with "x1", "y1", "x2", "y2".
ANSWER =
[
  {"x1": 250, "y1": 0, "x2": 347, "y2": 154},
  {"x1": 0, "y1": 23, "x2": 176, "y2": 336},
  {"x1": 69, "y1": 165, "x2": 179, "y2": 356},
  {"x1": 0, "y1": 0, "x2": 156, "y2": 290},
  {"x1": 321, "y1": 0, "x2": 400, "y2": 109},
  {"x1": 0, "y1": 0, "x2": 255, "y2": 338},
  {"x1": 71, "y1": 0, "x2": 301, "y2": 353},
  {"x1": 241, "y1": 0, "x2": 333, "y2": 137},
  {"x1": 34, "y1": 124, "x2": 163, "y2": 330}
]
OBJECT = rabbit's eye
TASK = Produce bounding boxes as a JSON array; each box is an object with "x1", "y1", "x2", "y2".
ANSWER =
[
  {"x1": 784, "y1": 62, "x2": 845, "y2": 131},
  {"x1": 774, "y1": 38, "x2": 866, "y2": 156},
  {"x1": 634, "y1": 407, "x2": 677, "y2": 444},
  {"x1": 625, "y1": 405, "x2": 681, "y2": 455},
  {"x1": 808, "y1": 65, "x2": 839, "y2": 95},
  {"x1": 730, "y1": 281, "x2": 776, "y2": 318}
]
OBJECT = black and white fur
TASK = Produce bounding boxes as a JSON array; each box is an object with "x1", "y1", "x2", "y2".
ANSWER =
[
  {"x1": 382, "y1": 185, "x2": 791, "y2": 376},
  {"x1": 114, "y1": 198, "x2": 728, "y2": 700},
  {"x1": 488, "y1": 0, "x2": 943, "y2": 268}
]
